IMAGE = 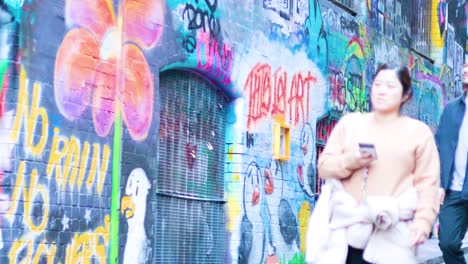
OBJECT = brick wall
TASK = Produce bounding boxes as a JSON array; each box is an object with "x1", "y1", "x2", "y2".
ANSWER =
[{"x1": 0, "y1": 0, "x2": 464, "y2": 263}]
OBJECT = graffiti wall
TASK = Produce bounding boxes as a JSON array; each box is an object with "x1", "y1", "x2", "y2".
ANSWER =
[
  {"x1": 0, "y1": 0, "x2": 160, "y2": 263},
  {"x1": 0, "y1": 0, "x2": 464, "y2": 263}
]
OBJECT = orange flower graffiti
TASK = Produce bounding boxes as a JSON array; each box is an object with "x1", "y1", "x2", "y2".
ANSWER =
[{"x1": 54, "y1": 0, "x2": 164, "y2": 141}]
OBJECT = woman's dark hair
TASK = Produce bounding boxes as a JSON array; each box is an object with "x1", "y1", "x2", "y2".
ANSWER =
[{"x1": 375, "y1": 63, "x2": 413, "y2": 102}]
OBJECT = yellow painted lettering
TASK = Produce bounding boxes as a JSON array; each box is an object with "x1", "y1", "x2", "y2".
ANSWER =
[
  {"x1": 9, "y1": 68, "x2": 49, "y2": 155},
  {"x1": 9, "y1": 239, "x2": 33, "y2": 264},
  {"x1": 10, "y1": 68, "x2": 28, "y2": 144},
  {"x1": 24, "y1": 169, "x2": 49, "y2": 232},
  {"x1": 65, "y1": 136, "x2": 80, "y2": 192},
  {"x1": 87, "y1": 143, "x2": 110, "y2": 194},
  {"x1": 77, "y1": 141, "x2": 90, "y2": 190},
  {"x1": 65, "y1": 215, "x2": 110, "y2": 264},
  {"x1": 27, "y1": 82, "x2": 49, "y2": 155},
  {"x1": 95, "y1": 215, "x2": 110, "y2": 261},
  {"x1": 32, "y1": 242, "x2": 56, "y2": 264},
  {"x1": 6, "y1": 161, "x2": 26, "y2": 220},
  {"x1": 46, "y1": 128, "x2": 68, "y2": 190}
]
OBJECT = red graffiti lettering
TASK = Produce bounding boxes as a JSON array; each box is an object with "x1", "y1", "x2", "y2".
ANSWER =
[
  {"x1": 289, "y1": 71, "x2": 316, "y2": 125},
  {"x1": 272, "y1": 68, "x2": 287, "y2": 116},
  {"x1": 244, "y1": 63, "x2": 317, "y2": 128},
  {"x1": 244, "y1": 64, "x2": 272, "y2": 127}
]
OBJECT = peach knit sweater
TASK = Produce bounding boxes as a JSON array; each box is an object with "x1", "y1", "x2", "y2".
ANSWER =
[{"x1": 318, "y1": 112, "x2": 440, "y2": 235}]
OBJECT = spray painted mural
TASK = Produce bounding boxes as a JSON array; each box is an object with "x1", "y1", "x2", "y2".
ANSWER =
[
  {"x1": 0, "y1": 0, "x2": 160, "y2": 263},
  {"x1": 0, "y1": 0, "x2": 464, "y2": 263}
]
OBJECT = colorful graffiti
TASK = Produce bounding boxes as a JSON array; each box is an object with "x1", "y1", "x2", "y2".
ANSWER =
[
  {"x1": 3, "y1": 67, "x2": 112, "y2": 263},
  {"x1": 55, "y1": 1, "x2": 165, "y2": 262},
  {"x1": 343, "y1": 37, "x2": 368, "y2": 113},
  {"x1": 233, "y1": 34, "x2": 327, "y2": 261},
  {"x1": 431, "y1": 0, "x2": 447, "y2": 54},
  {"x1": 238, "y1": 159, "x2": 308, "y2": 263},
  {"x1": 305, "y1": 0, "x2": 328, "y2": 68},
  {"x1": 168, "y1": 0, "x2": 235, "y2": 89},
  {"x1": 328, "y1": 66, "x2": 346, "y2": 112},
  {"x1": 196, "y1": 31, "x2": 234, "y2": 87},
  {"x1": 183, "y1": 0, "x2": 220, "y2": 38},
  {"x1": 56, "y1": 0, "x2": 164, "y2": 141},
  {"x1": 322, "y1": 8, "x2": 359, "y2": 38},
  {"x1": 439, "y1": 65, "x2": 464, "y2": 102},
  {"x1": 244, "y1": 63, "x2": 319, "y2": 128},
  {"x1": 408, "y1": 58, "x2": 444, "y2": 131},
  {"x1": 0, "y1": 0, "x2": 465, "y2": 263},
  {"x1": 298, "y1": 123, "x2": 317, "y2": 197},
  {"x1": 437, "y1": 0, "x2": 448, "y2": 37}
]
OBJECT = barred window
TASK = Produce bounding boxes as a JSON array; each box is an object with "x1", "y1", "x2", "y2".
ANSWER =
[
  {"x1": 411, "y1": 0, "x2": 432, "y2": 56},
  {"x1": 155, "y1": 70, "x2": 228, "y2": 263}
]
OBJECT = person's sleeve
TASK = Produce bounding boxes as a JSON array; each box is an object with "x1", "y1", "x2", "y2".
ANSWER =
[
  {"x1": 412, "y1": 128, "x2": 441, "y2": 236},
  {"x1": 317, "y1": 115, "x2": 354, "y2": 180},
  {"x1": 434, "y1": 106, "x2": 448, "y2": 152}
]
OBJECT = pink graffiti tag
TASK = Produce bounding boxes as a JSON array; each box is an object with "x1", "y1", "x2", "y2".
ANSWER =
[{"x1": 196, "y1": 32, "x2": 234, "y2": 87}]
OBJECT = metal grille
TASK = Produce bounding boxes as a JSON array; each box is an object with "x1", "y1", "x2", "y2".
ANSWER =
[
  {"x1": 410, "y1": 0, "x2": 431, "y2": 56},
  {"x1": 156, "y1": 70, "x2": 228, "y2": 263},
  {"x1": 154, "y1": 195, "x2": 227, "y2": 263}
]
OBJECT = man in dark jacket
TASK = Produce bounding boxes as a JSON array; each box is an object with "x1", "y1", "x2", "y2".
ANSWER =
[{"x1": 435, "y1": 63, "x2": 468, "y2": 264}]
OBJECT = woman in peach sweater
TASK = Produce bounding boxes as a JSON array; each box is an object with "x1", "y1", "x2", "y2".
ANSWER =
[{"x1": 307, "y1": 64, "x2": 440, "y2": 264}]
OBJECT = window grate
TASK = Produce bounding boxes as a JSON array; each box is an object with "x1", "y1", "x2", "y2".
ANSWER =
[{"x1": 156, "y1": 70, "x2": 228, "y2": 263}]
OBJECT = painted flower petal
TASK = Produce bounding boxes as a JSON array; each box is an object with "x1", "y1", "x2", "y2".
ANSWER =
[
  {"x1": 54, "y1": 28, "x2": 99, "y2": 120},
  {"x1": 92, "y1": 59, "x2": 117, "y2": 137},
  {"x1": 121, "y1": 0, "x2": 165, "y2": 49},
  {"x1": 65, "y1": 0, "x2": 115, "y2": 41},
  {"x1": 120, "y1": 44, "x2": 153, "y2": 141}
]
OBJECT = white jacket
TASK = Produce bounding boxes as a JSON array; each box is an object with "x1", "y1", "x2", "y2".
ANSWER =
[{"x1": 305, "y1": 179, "x2": 418, "y2": 264}]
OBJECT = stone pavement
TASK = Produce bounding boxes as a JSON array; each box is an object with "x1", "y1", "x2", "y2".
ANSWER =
[{"x1": 417, "y1": 233, "x2": 468, "y2": 264}]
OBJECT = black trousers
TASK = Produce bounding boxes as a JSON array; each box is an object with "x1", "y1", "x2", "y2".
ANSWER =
[
  {"x1": 439, "y1": 190, "x2": 468, "y2": 264},
  {"x1": 346, "y1": 246, "x2": 372, "y2": 264}
]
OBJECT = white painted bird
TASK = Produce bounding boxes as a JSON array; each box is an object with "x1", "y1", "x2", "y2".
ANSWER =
[{"x1": 121, "y1": 168, "x2": 152, "y2": 264}]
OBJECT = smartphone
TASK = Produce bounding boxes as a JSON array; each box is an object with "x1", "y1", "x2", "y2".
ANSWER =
[{"x1": 358, "y1": 143, "x2": 377, "y2": 159}]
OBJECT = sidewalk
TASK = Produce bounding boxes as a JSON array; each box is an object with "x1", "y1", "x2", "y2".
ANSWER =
[{"x1": 417, "y1": 233, "x2": 468, "y2": 264}]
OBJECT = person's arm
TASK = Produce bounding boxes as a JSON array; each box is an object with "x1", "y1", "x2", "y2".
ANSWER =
[
  {"x1": 434, "y1": 105, "x2": 449, "y2": 202},
  {"x1": 317, "y1": 115, "x2": 356, "y2": 179},
  {"x1": 412, "y1": 129, "x2": 441, "y2": 238},
  {"x1": 434, "y1": 106, "x2": 448, "y2": 153}
]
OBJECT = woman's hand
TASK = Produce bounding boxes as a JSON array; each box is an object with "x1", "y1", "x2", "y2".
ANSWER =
[
  {"x1": 345, "y1": 151, "x2": 376, "y2": 171},
  {"x1": 438, "y1": 188, "x2": 445, "y2": 205},
  {"x1": 409, "y1": 226, "x2": 428, "y2": 247}
]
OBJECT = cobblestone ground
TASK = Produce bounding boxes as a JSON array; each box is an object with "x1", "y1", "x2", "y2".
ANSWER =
[{"x1": 417, "y1": 233, "x2": 468, "y2": 264}]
